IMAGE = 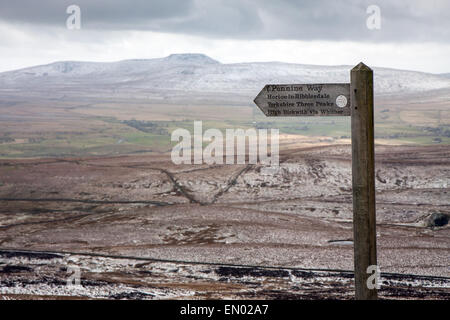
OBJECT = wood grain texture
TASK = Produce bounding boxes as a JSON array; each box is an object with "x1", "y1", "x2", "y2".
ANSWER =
[{"x1": 350, "y1": 62, "x2": 378, "y2": 300}]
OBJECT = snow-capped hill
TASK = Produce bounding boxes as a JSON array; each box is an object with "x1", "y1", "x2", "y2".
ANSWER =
[
  {"x1": 0, "y1": 60, "x2": 110, "y2": 79},
  {"x1": 42, "y1": 61, "x2": 79, "y2": 74},
  {"x1": 0, "y1": 54, "x2": 449, "y2": 96},
  {"x1": 0, "y1": 54, "x2": 218, "y2": 81},
  {"x1": 164, "y1": 53, "x2": 220, "y2": 65}
]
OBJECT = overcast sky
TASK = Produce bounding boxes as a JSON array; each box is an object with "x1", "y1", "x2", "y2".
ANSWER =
[{"x1": 0, "y1": 0, "x2": 449, "y2": 73}]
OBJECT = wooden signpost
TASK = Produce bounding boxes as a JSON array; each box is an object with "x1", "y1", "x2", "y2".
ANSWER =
[
  {"x1": 254, "y1": 62, "x2": 377, "y2": 300},
  {"x1": 253, "y1": 83, "x2": 351, "y2": 117}
]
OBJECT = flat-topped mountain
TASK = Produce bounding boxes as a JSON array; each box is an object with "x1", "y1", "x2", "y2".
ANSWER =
[{"x1": 1, "y1": 53, "x2": 450, "y2": 95}]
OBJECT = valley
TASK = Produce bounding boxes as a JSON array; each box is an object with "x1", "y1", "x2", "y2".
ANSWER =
[{"x1": 0, "y1": 55, "x2": 448, "y2": 299}]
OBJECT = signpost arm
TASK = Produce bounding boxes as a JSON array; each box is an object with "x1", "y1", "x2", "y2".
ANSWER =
[{"x1": 350, "y1": 62, "x2": 377, "y2": 300}]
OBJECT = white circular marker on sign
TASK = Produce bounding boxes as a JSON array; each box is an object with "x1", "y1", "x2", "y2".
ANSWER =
[{"x1": 336, "y1": 95, "x2": 348, "y2": 108}]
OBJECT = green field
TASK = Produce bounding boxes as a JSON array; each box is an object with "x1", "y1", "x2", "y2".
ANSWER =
[{"x1": 0, "y1": 99, "x2": 448, "y2": 158}]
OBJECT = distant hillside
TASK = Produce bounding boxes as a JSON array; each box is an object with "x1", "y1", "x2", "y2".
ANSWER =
[{"x1": 1, "y1": 53, "x2": 450, "y2": 96}]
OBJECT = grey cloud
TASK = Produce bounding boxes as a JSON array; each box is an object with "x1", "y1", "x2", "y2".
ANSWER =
[
  {"x1": 0, "y1": 0, "x2": 449, "y2": 42},
  {"x1": 0, "y1": 0, "x2": 194, "y2": 27}
]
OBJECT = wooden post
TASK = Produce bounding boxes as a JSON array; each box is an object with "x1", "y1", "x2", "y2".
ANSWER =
[{"x1": 350, "y1": 62, "x2": 377, "y2": 300}]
